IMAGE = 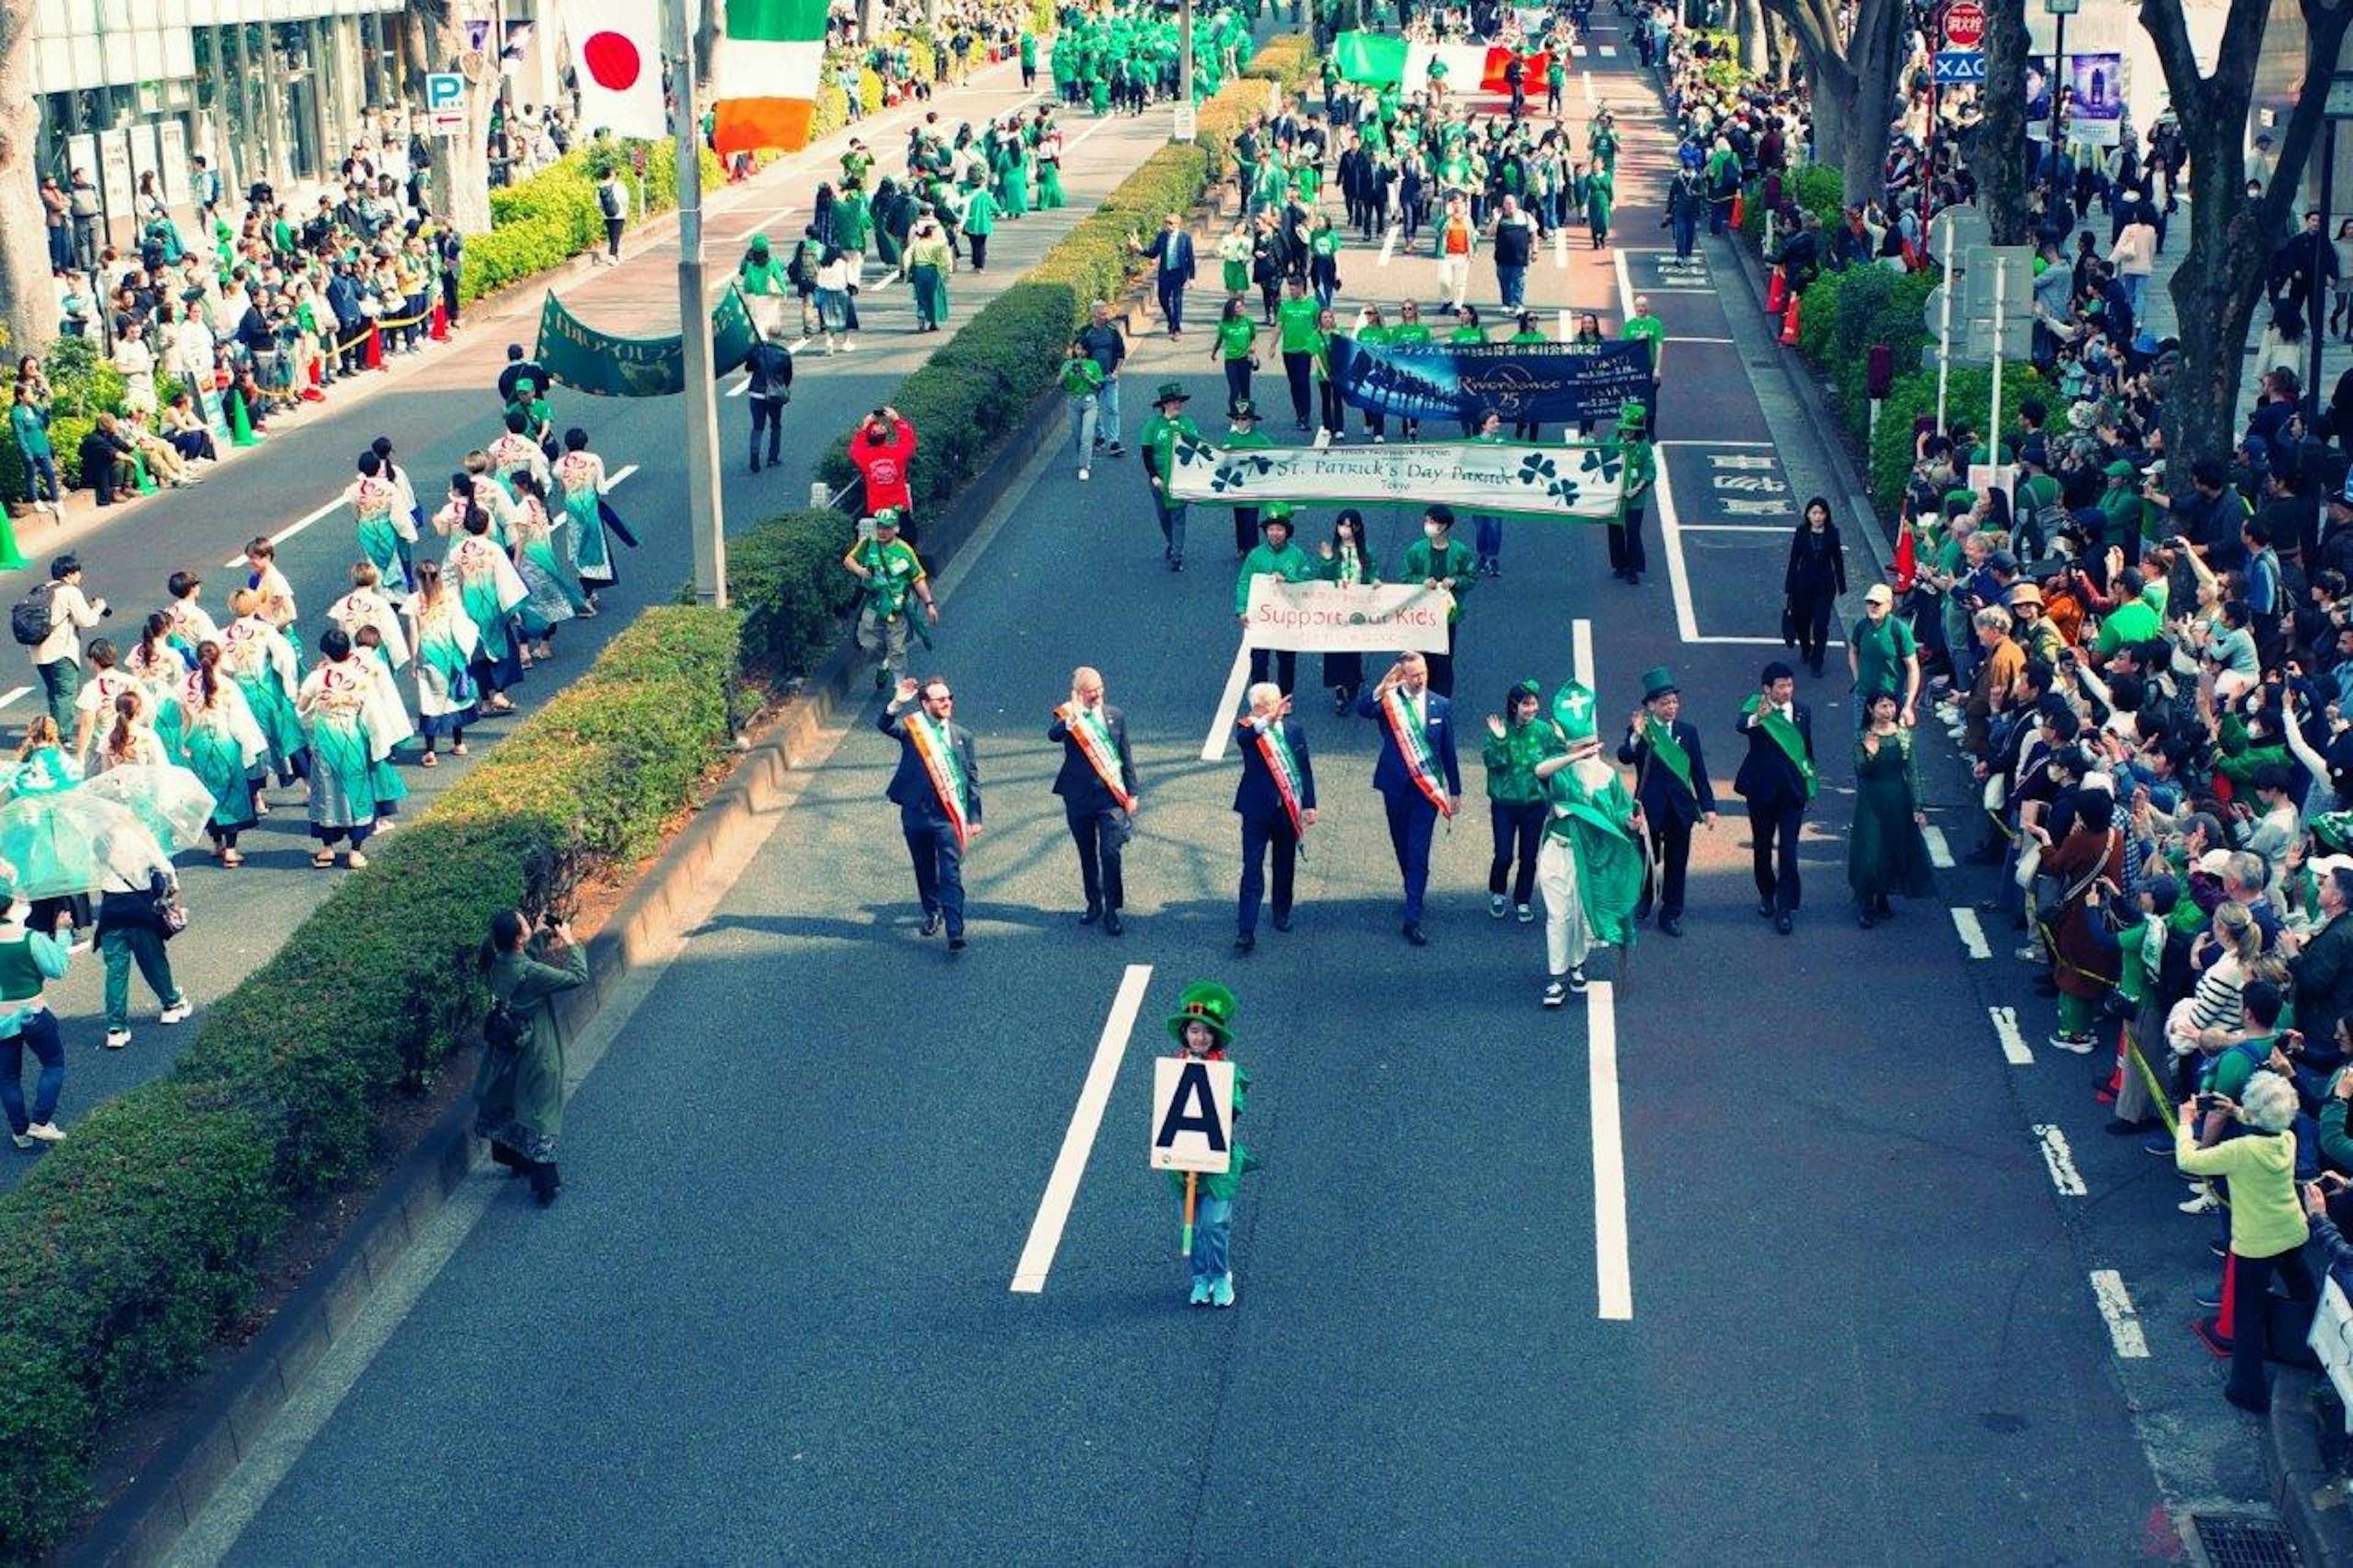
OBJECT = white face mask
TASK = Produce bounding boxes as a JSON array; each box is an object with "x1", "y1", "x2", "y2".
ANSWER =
[{"x1": 1423, "y1": 521, "x2": 1445, "y2": 540}]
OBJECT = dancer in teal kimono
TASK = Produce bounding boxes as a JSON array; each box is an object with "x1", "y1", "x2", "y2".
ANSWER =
[
  {"x1": 295, "y1": 628, "x2": 405, "y2": 869},
  {"x1": 347, "y1": 450, "x2": 417, "y2": 599},
  {"x1": 178, "y1": 643, "x2": 266, "y2": 864},
  {"x1": 552, "y1": 429, "x2": 632, "y2": 604},
  {"x1": 507, "y1": 474, "x2": 586, "y2": 663},
  {"x1": 406, "y1": 560, "x2": 482, "y2": 765},
  {"x1": 124, "y1": 615, "x2": 188, "y2": 763},
  {"x1": 218, "y1": 591, "x2": 307, "y2": 787},
  {"x1": 445, "y1": 506, "x2": 529, "y2": 711}
]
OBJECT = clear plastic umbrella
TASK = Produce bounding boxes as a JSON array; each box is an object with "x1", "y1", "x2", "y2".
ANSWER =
[
  {"x1": 0, "y1": 790, "x2": 170, "y2": 901},
  {"x1": 80, "y1": 764, "x2": 216, "y2": 852}
]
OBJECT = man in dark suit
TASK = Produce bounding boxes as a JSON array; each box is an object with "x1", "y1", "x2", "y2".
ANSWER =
[
  {"x1": 1616, "y1": 665, "x2": 1718, "y2": 937},
  {"x1": 1233, "y1": 681, "x2": 1318, "y2": 952},
  {"x1": 1135, "y1": 211, "x2": 1197, "y2": 338},
  {"x1": 1355, "y1": 651, "x2": 1461, "y2": 945},
  {"x1": 1732, "y1": 659, "x2": 1816, "y2": 935},
  {"x1": 878, "y1": 675, "x2": 983, "y2": 950},
  {"x1": 1046, "y1": 665, "x2": 1139, "y2": 935}
]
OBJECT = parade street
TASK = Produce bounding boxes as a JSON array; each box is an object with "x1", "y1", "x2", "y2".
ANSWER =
[
  {"x1": 0, "y1": 52, "x2": 1192, "y2": 1199},
  {"x1": 170, "y1": 18, "x2": 2238, "y2": 1565}
]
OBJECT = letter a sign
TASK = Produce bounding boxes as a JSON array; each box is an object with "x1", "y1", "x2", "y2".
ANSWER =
[{"x1": 1151, "y1": 1058, "x2": 1236, "y2": 1173}]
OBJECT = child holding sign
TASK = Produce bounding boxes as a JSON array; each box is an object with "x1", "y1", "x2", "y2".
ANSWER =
[{"x1": 1165, "y1": 982, "x2": 1253, "y2": 1308}]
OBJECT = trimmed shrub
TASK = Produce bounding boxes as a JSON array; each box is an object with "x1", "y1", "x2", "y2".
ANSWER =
[
  {"x1": 464, "y1": 140, "x2": 723, "y2": 306},
  {"x1": 730, "y1": 508, "x2": 864, "y2": 678},
  {"x1": 1868, "y1": 359, "x2": 2053, "y2": 516},
  {"x1": 0, "y1": 604, "x2": 741, "y2": 1556}
]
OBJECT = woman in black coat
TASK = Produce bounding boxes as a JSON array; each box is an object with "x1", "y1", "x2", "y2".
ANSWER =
[{"x1": 1784, "y1": 495, "x2": 1848, "y2": 678}]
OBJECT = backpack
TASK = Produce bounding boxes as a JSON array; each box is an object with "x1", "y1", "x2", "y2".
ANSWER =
[
  {"x1": 482, "y1": 996, "x2": 526, "y2": 1051},
  {"x1": 10, "y1": 583, "x2": 55, "y2": 648},
  {"x1": 785, "y1": 240, "x2": 813, "y2": 289}
]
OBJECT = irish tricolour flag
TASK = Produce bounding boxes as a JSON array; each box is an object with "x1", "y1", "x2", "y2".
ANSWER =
[
  {"x1": 714, "y1": 0, "x2": 826, "y2": 156},
  {"x1": 1333, "y1": 31, "x2": 1548, "y2": 93}
]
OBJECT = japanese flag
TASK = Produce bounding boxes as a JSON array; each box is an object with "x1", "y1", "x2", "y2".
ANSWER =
[{"x1": 567, "y1": 0, "x2": 665, "y2": 142}]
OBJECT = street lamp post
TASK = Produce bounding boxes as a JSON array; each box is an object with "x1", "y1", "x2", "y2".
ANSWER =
[
  {"x1": 2308, "y1": 69, "x2": 2353, "y2": 430},
  {"x1": 2044, "y1": 0, "x2": 2077, "y2": 186},
  {"x1": 667, "y1": 0, "x2": 729, "y2": 607}
]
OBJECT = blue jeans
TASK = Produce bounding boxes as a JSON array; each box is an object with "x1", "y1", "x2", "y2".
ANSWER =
[
  {"x1": 37, "y1": 658, "x2": 77, "y2": 735},
  {"x1": 1094, "y1": 376, "x2": 1122, "y2": 449},
  {"x1": 1189, "y1": 1192, "x2": 1233, "y2": 1284},
  {"x1": 21, "y1": 451, "x2": 56, "y2": 506},
  {"x1": 1672, "y1": 209, "x2": 1698, "y2": 259},
  {"x1": 1496, "y1": 263, "x2": 1526, "y2": 309},
  {"x1": 1476, "y1": 515, "x2": 1502, "y2": 564},
  {"x1": 1067, "y1": 394, "x2": 1098, "y2": 461},
  {"x1": 2121, "y1": 272, "x2": 2147, "y2": 317},
  {"x1": 0, "y1": 1009, "x2": 63, "y2": 1134}
]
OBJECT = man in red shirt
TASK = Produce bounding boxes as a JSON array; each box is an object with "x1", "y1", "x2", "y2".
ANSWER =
[{"x1": 851, "y1": 406, "x2": 919, "y2": 532}]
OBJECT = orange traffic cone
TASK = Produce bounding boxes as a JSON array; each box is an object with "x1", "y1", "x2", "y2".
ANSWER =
[
  {"x1": 430, "y1": 300, "x2": 449, "y2": 342},
  {"x1": 2195, "y1": 1253, "x2": 2237, "y2": 1357},
  {"x1": 1779, "y1": 292, "x2": 1800, "y2": 346},
  {"x1": 1730, "y1": 189, "x2": 1745, "y2": 230},
  {"x1": 1765, "y1": 265, "x2": 1787, "y2": 316},
  {"x1": 363, "y1": 324, "x2": 384, "y2": 371}
]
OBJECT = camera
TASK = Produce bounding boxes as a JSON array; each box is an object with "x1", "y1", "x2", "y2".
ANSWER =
[{"x1": 2196, "y1": 1091, "x2": 2222, "y2": 1113}]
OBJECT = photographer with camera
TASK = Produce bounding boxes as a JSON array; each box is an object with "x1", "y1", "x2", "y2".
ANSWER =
[
  {"x1": 2177, "y1": 1063, "x2": 2314, "y2": 1411},
  {"x1": 18, "y1": 555, "x2": 109, "y2": 735}
]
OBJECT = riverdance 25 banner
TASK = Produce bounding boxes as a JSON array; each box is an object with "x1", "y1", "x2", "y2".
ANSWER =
[
  {"x1": 1167, "y1": 436, "x2": 1631, "y2": 521},
  {"x1": 1243, "y1": 578, "x2": 1455, "y2": 653},
  {"x1": 534, "y1": 286, "x2": 757, "y2": 398},
  {"x1": 1326, "y1": 333, "x2": 1654, "y2": 426}
]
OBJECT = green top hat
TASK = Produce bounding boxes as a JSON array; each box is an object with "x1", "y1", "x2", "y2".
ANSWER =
[
  {"x1": 1639, "y1": 665, "x2": 1678, "y2": 703},
  {"x1": 1262, "y1": 502, "x2": 1296, "y2": 526},
  {"x1": 2314, "y1": 812, "x2": 2353, "y2": 855},
  {"x1": 1154, "y1": 381, "x2": 1191, "y2": 405},
  {"x1": 1166, "y1": 980, "x2": 1237, "y2": 1047},
  {"x1": 1552, "y1": 680, "x2": 1599, "y2": 744},
  {"x1": 1617, "y1": 400, "x2": 1648, "y2": 430}
]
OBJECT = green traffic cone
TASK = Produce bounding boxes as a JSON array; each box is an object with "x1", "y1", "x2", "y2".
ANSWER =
[
  {"x1": 0, "y1": 508, "x2": 29, "y2": 570},
  {"x1": 134, "y1": 454, "x2": 156, "y2": 494},
  {"x1": 229, "y1": 390, "x2": 259, "y2": 448}
]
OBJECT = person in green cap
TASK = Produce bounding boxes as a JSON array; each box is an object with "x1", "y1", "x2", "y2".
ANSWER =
[
  {"x1": 737, "y1": 232, "x2": 794, "y2": 337},
  {"x1": 1140, "y1": 382, "x2": 1201, "y2": 571},
  {"x1": 1608, "y1": 401, "x2": 1654, "y2": 586},
  {"x1": 2097, "y1": 458, "x2": 2151, "y2": 558},
  {"x1": 1483, "y1": 679, "x2": 1566, "y2": 923},
  {"x1": 1164, "y1": 981, "x2": 1252, "y2": 1308},
  {"x1": 1235, "y1": 506, "x2": 1317, "y2": 693},
  {"x1": 843, "y1": 510, "x2": 938, "y2": 692},
  {"x1": 1531, "y1": 681, "x2": 1645, "y2": 1005},
  {"x1": 1616, "y1": 666, "x2": 1718, "y2": 937}
]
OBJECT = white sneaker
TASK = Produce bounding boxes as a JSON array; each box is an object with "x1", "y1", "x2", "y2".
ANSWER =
[
  {"x1": 1489, "y1": 894, "x2": 1509, "y2": 918},
  {"x1": 1077, "y1": 467, "x2": 1089, "y2": 481},
  {"x1": 10, "y1": 1132, "x2": 33, "y2": 1149},
  {"x1": 1314, "y1": 428, "x2": 1332, "y2": 450},
  {"x1": 1542, "y1": 980, "x2": 1566, "y2": 1008},
  {"x1": 841, "y1": 339, "x2": 857, "y2": 351},
  {"x1": 2014, "y1": 943, "x2": 2042, "y2": 962},
  {"x1": 2178, "y1": 1187, "x2": 2220, "y2": 1215},
  {"x1": 159, "y1": 998, "x2": 192, "y2": 1025},
  {"x1": 1515, "y1": 903, "x2": 1534, "y2": 923},
  {"x1": 1567, "y1": 966, "x2": 1588, "y2": 994},
  {"x1": 105, "y1": 1028, "x2": 129, "y2": 1049},
  {"x1": 24, "y1": 1122, "x2": 63, "y2": 1143}
]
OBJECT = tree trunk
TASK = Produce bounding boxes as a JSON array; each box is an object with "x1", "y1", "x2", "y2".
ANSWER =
[
  {"x1": 0, "y1": 0, "x2": 55, "y2": 351},
  {"x1": 2137, "y1": 0, "x2": 2352, "y2": 483},
  {"x1": 697, "y1": 5, "x2": 722, "y2": 89},
  {"x1": 1836, "y1": 0, "x2": 1903, "y2": 206},
  {"x1": 858, "y1": 0, "x2": 886, "y2": 45},
  {"x1": 1764, "y1": 13, "x2": 1790, "y2": 87},
  {"x1": 1733, "y1": 0, "x2": 1768, "y2": 79},
  {"x1": 1973, "y1": 0, "x2": 2029, "y2": 244},
  {"x1": 422, "y1": 4, "x2": 498, "y2": 235}
]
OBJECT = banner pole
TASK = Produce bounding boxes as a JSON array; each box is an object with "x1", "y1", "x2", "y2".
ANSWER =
[
  {"x1": 672, "y1": 0, "x2": 729, "y2": 608},
  {"x1": 1182, "y1": 1170, "x2": 1197, "y2": 1257}
]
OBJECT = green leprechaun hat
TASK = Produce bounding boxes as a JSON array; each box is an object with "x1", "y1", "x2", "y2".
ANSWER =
[{"x1": 1166, "y1": 980, "x2": 1237, "y2": 1047}]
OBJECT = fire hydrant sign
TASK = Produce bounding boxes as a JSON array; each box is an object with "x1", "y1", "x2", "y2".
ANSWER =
[
  {"x1": 1941, "y1": 0, "x2": 1985, "y2": 49},
  {"x1": 1151, "y1": 1058, "x2": 1235, "y2": 1174}
]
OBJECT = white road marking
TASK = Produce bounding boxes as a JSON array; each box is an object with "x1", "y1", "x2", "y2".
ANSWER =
[
  {"x1": 0, "y1": 686, "x2": 28, "y2": 713},
  {"x1": 1580, "y1": 70, "x2": 1596, "y2": 108},
  {"x1": 605, "y1": 464, "x2": 638, "y2": 487},
  {"x1": 1674, "y1": 523, "x2": 1807, "y2": 534},
  {"x1": 1588, "y1": 979, "x2": 1632, "y2": 1322},
  {"x1": 1657, "y1": 439, "x2": 1772, "y2": 447},
  {"x1": 1664, "y1": 335, "x2": 1735, "y2": 344},
  {"x1": 1061, "y1": 109, "x2": 1123, "y2": 153},
  {"x1": 1923, "y1": 824, "x2": 1954, "y2": 867},
  {"x1": 2034, "y1": 1124, "x2": 2086, "y2": 1197},
  {"x1": 1990, "y1": 1005, "x2": 2034, "y2": 1066},
  {"x1": 222, "y1": 494, "x2": 342, "y2": 567},
  {"x1": 1011, "y1": 963, "x2": 1153, "y2": 1294},
  {"x1": 726, "y1": 336, "x2": 812, "y2": 396},
  {"x1": 1555, "y1": 227, "x2": 1569, "y2": 269},
  {"x1": 1611, "y1": 246, "x2": 1635, "y2": 319},
  {"x1": 1199, "y1": 643, "x2": 1253, "y2": 762},
  {"x1": 1683, "y1": 634, "x2": 1846, "y2": 646},
  {"x1": 1653, "y1": 453, "x2": 1699, "y2": 644},
  {"x1": 1597, "y1": 43, "x2": 1617, "y2": 57},
  {"x1": 1379, "y1": 225, "x2": 1400, "y2": 267},
  {"x1": 1950, "y1": 907, "x2": 1990, "y2": 960},
  {"x1": 1572, "y1": 616, "x2": 1594, "y2": 691},
  {"x1": 2090, "y1": 1269, "x2": 2151, "y2": 1358}
]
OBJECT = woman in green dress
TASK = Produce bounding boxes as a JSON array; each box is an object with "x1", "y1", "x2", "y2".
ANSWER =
[
  {"x1": 998, "y1": 133, "x2": 1031, "y2": 219},
  {"x1": 1580, "y1": 160, "x2": 1615, "y2": 250},
  {"x1": 1035, "y1": 122, "x2": 1066, "y2": 208},
  {"x1": 1216, "y1": 218, "x2": 1253, "y2": 298},
  {"x1": 1847, "y1": 688, "x2": 1935, "y2": 926}
]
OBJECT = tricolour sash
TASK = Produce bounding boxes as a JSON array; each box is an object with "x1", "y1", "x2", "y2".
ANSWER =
[
  {"x1": 1059, "y1": 702, "x2": 1133, "y2": 811},
  {"x1": 1378, "y1": 685, "x2": 1453, "y2": 817},
  {"x1": 904, "y1": 710, "x2": 973, "y2": 847},
  {"x1": 1244, "y1": 717, "x2": 1309, "y2": 836}
]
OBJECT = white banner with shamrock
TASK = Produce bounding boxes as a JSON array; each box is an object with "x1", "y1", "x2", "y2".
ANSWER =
[
  {"x1": 1243, "y1": 578, "x2": 1456, "y2": 652},
  {"x1": 1166, "y1": 437, "x2": 1631, "y2": 521}
]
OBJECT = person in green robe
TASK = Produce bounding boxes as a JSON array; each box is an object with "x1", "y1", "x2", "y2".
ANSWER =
[
  {"x1": 998, "y1": 134, "x2": 1031, "y2": 219},
  {"x1": 959, "y1": 178, "x2": 998, "y2": 271},
  {"x1": 473, "y1": 907, "x2": 589, "y2": 1206},
  {"x1": 1036, "y1": 119, "x2": 1066, "y2": 208},
  {"x1": 1531, "y1": 681, "x2": 1645, "y2": 1005},
  {"x1": 1580, "y1": 162, "x2": 1615, "y2": 249},
  {"x1": 905, "y1": 212, "x2": 953, "y2": 331},
  {"x1": 833, "y1": 184, "x2": 873, "y2": 281},
  {"x1": 1847, "y1": 688, "x2": 1936, "y2": 926}
]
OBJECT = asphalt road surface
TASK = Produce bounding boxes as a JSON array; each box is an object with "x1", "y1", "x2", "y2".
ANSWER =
[{"x1": 165, "y1": 20, "x2": 2267, "y2": 1565}]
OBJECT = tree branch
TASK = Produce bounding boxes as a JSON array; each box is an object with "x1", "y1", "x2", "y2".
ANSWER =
[{"x1": 2135, "y1": 0, "x2": 2212, "y2": 143}]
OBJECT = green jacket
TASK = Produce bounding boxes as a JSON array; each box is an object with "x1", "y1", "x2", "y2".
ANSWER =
[
  {"x1": 1483, "y1": 716, "x2": 1566, "y2": 803},
  {"x1": 1398, "y1": 537, "x2": 1476, "y2": 622},
  {"x1": 472, "y1": 936, "x2": 589, "y2": 1157},
  {"x1": 2177, "y1": 1124, "x2": 2309, "y2": 1258},
  {"x1": 1234, "y1": 539, "x2": 1316, "y2": 616}
]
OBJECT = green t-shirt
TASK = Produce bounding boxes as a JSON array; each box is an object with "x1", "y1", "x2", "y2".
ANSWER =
[
  {"x1": 1060, "y1": 357, "x2": 1105, "y2": 398},
  {"x1": 1276, "y1": 296, "x2": 1322, "y2": 354},
  {"x1": 1849, "y1": 612, "x2": 1917, "y2": 702},
  {"x1": 1390, "y1": 323, "x2": 1433, "y2": 346},
  {"x1": 1216, "y1": 317, "x2": 1257, "y2": 360},
  {"x1": 1139, "y1": 411, "x2": 1200, "y2": 480},
  {"x1": 2094, "y1": 597, "x2": 2161, "y2": 654},
  {"x1": 1448, "y1": 326, "x2": 1485, "y2": 345},
  {"x1": 1623, "y1": 314, "x2": 1663, "y2": 370}
]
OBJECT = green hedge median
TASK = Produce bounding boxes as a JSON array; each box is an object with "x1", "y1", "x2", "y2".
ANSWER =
[{"x1": 0, "y1": 604, "x2": 741, "y2": 1556}]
